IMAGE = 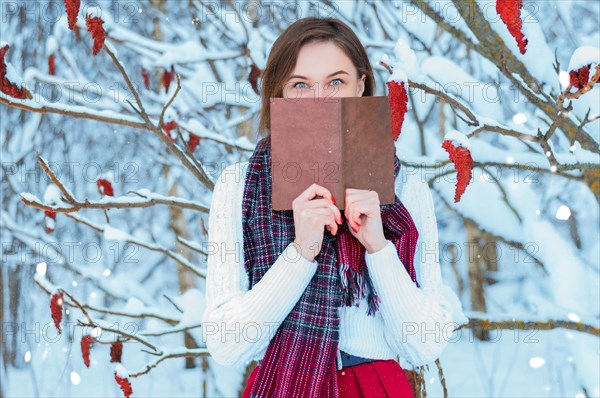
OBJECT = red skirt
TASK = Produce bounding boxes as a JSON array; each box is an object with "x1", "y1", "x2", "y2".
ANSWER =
[{"x1": 242, "y1": 359, "x2": 415, "y2": 398}]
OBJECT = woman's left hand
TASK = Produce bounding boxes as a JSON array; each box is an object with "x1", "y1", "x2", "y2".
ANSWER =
[{"x1": 344, "y1": 188, "x2": 388, "y2": 254}]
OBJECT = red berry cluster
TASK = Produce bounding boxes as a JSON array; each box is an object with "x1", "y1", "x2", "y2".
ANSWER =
[
  {"x1": 496, "y1": 0, "x2": 528, "y2": 55},
  {"x1": 0, "y1": 44, "x2": 31, "y2": 99},
  {"x1": 386, "y1": 80, "x2": 408, "y2": 142},
  {"x1": 50, "y1": 292, "x2": 64, "y2": 334},
  {"x1": 44, "y1": 210, "x2": 57, "y2": 233},
  {"x1": 141, "y1": 67, "x2": 150, "y2": 90},
  {"x1": 48, "y1": 54, "x2": 56, "y2": 76},
  {"x1": 96, "y1": 178, "x2": 114, "y2": 196},
  {"x1": 85, "y1": 15, "x2": 106, "y2": 56},
  {"x1": 81, "y1": 335, "x2": 93, "y2": 367},
  {"x1": 110, "y1": 340, "x2": 123, "y2": 363},
  {"x1": 162, "y1": 120, "x2": 179, "y2": 142},
  {"x1": 441, "y1": 140, "x2": 474, "y2": 203},
  {"x1": 64, "y1": 0, "x2": 81, "y2": 30},
  {"x1": 114, "y1": 372, "x2": 133, "y2": 398},
  {"x1": 569, "y1": 64, "x2": 594, "y2": 90},
  {"x1": 162, "y1": 65, "x2": 176, "y2": 93}
]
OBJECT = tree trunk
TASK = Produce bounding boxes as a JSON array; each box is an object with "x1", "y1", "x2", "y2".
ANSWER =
[{"x1": 465, "y1": 219, "x2": 489, "y2": 341}]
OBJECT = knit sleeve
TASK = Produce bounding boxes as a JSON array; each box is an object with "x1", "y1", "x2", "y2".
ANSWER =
[
  {"x1": 202, "y1": 163, "x2": 319, "y2": 369},
  {"x1": 364, "y1": 172, "x2": 456, "y2": 368}
]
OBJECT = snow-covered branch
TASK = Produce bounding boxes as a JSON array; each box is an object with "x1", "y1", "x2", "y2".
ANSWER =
[
  {"x1": 127, "y1": 347, "x2": 209, "y2": 378},
  {"x1": 63, "y1": 212, "x2": 207, "y2": 279},
  {"x1": 458, "y1": 313, "x2": 600, "y2": 336},
  {"x1": 33, "y1": 274, "x2": 181, "y2": 324},
  {"x1": 19, "y1": 154, "x2": 210, "y2": 214}
]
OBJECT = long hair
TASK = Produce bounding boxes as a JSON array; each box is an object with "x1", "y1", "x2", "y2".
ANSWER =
[{"x1": 257, "y1": 17, "x2": 376, "y2": 139}]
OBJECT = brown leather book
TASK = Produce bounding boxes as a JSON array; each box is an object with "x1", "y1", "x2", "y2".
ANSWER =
[{"x1": 270, "y1": 95, "x2": 396, "y2": 211}]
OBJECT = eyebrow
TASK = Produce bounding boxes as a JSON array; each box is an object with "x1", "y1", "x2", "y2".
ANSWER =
[{"x1": 288, "y1": 70, "x2": 350, "y2": 80}]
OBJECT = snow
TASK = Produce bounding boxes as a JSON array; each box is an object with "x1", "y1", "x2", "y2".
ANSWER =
[
  {"x1": 0, "y1": 91, "x2": 148, "y2": 126},
  {"x1": 45, "y1": 217, "x2": 56, "y2": 230},
  {"x1": 19, "y1": 192, "x2": 42, "y2": 203},
  {"x1": 392, "y1": 37, "x2": 419, "y2": 79},
  {"x1": 85, "y1": 6, "x2": 110, "y2": 23},
  {"x1": 179, "y1": 119, "x2": 254, "y2": 151},
  {"x1": 568, "y1": 45, "x2": 600, "y2": 71},
  {"x1": 388, "y1": 67, "x2": 408, "y2": 86},
  {"x1": 103, "y1": 224, "x2": 130, "y2": 241},
  {"x1": 104, "y1": 40, "x2": 118, "y2": 56},
  {"x1": 381, "y1": 36, "x2": 413, "y2": 84},
  {"x1": 43, "y1": 184, "x2": 64, "y2": 205},
  {"x1": 121, "y1": 297, "x2": 146, "y2": 313},
  {"x1": 171, "y1": 289, "x2": 206, "y2": 344},
  {"x1": 162, "y1": 107, "x2": 177, "y2": 123},
  {"x1": 46, "y1": 36, "x2": 58, "y2": 55},
  {"x1": 153, "y1": 40, "x2": 203, "y2": 68},
  {"x1": 33, "y1": 273, "x2": 60, "y2": 294},
  {"x1": 421, "y1": 56, "x2": 504, "y2": 121},
  {"x1": 174, "y1": 289, "x2": 205, "y2": 327},
  {"x1": 114, "y1": 364, "x2": 129, "y2": 378},
  {"x1": 443, "y1": 129, "x2": 471, "y2": 149},
  {"x1": 5, "y1": 62, "x2": 25, "y2": 88}
]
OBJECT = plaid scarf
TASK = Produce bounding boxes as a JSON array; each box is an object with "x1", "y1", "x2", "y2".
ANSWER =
[{"x1": 242, "y1": 136, "x2": 420, "y2": 397}]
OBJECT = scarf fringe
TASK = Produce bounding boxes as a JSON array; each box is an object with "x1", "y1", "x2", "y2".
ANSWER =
[{"x1": 338, "y1": 262, "x2": 381, "y2": 317}]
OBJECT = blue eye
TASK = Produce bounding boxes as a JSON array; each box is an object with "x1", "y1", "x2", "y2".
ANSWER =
[
  {"x1": 293, "y1": 82, "x2": 309, "y2": 89},
  {"x1": 330, "y1": 79, "x2": 343, "y2": 86}
]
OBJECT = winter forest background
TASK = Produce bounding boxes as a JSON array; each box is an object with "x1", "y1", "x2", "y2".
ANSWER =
[{"x1": 1, "y1": 0, "x2": 599, "y2": 397}]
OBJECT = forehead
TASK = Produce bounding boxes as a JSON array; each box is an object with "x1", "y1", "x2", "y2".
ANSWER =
[{"x1": 291, "y1": 41, "x2": 355, "y2": 77}]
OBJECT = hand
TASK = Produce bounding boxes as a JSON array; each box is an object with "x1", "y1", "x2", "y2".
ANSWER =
[
  {"x1": 344, "y1": 188, "x2": 387, "y2": 254},
  {"x1": 292, "y1": 183, "x2": 343, "y2": 262}
]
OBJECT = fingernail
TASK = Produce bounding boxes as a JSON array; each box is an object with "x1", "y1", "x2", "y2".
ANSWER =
[
  {"x1": 338, "y1": 217, "x2": 342, "y2": 224},
  {"x1": 331, "y1": 197, "x2": 336, "y2": 205},
  {"x1": 352, "y1": 226, "x2": 358, "y2": 233}
]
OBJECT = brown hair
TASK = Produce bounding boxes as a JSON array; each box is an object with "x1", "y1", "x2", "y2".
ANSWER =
[{"x1": 257, "y1": 17, "x2": 375, "y2": 140}]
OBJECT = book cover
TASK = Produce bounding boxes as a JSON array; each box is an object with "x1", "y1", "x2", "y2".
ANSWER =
[{"x1": 270, "y1": 95, "x2": 395, "y2": 211}]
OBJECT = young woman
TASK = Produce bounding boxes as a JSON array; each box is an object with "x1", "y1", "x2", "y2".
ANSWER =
[{"x1": 203, "y1": 17, "x2": 456, "y2": 398}]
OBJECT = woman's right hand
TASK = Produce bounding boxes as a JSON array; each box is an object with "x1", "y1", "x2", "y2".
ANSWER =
[{"x1": 292, "y1": 183, "x2": 342, "y2": 262}]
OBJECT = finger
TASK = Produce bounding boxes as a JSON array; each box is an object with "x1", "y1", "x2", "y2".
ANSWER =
[
  {"x1": 350, "y1": 201, "x2": 377, "y2": 227},
  {"x1": 327, "y1": 214, "x2": 338, "y2": 235},
  {"x1": 344, "y1": 202, "x2": 358, "y2": 232},
  {"x1": 345, "y1": 191, "x2": 376, "y2": 225},
  {"x1": 344, "y1": 194, "x2": 356, "y2": 227},
  {"x1": 344, "y1": 194, "x2": 363, "y2": 230},
  {"x1": 299, "y1": 183, "x2": 333, "y2": 203},
  {"x1": 332, "y1": 204, "x2": 342, "y2": 224},
  {"x1": 345, "y1": 198, "x2": 375, "y2": 230},
  {"x1": 350, "y1": 199, "x2": 369, "y2": 226},
  {"x1": 311, "y1": 210, "x2": 338, "y2": 235},
  {"x1": 306, "y1": 199, "x2": 342, "y2": 224}
]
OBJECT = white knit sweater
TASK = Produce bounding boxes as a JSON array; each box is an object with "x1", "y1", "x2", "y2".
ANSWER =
[{"x1": 202, "y1": 160, "x2": 460, "y2": 371}]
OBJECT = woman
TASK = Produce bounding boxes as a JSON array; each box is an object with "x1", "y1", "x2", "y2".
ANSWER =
[{"x1": 203, "y1": 17, "x2": 456, "y2": 398}]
